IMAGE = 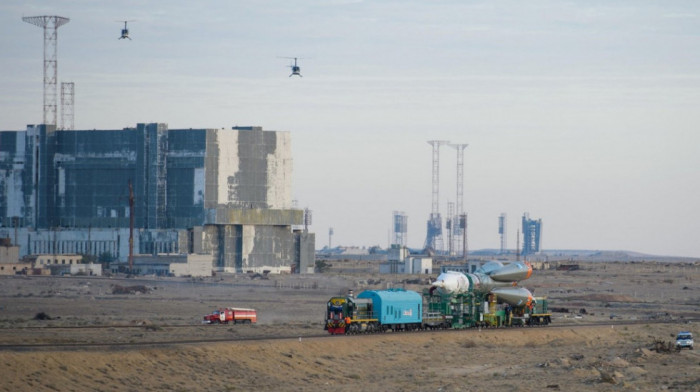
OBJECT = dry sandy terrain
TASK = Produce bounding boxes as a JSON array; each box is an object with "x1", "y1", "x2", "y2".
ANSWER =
[{"x1": 0, "y1": 260, "x2": 698, "y2": 391}]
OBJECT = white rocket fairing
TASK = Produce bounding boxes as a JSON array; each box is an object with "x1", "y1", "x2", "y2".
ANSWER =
[
  {"x1": 429, "y1": 271, "x2": 471, "y2": 294},
  {"x1": 430, "y1": 261, "x2": 534, "y2": 307}
]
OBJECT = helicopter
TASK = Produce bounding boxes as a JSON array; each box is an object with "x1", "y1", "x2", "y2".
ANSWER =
[
  {"x1": 118, "y1": 20, "x2": 133, "y2": 40},
  {"x1": 280, "y1": 57, "x2": 302, "y2": 77}
]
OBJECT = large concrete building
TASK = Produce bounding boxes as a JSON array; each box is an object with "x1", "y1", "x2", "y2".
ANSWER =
[{"x1": 0, "y1": 123, "x2": 315, "y2": 273}]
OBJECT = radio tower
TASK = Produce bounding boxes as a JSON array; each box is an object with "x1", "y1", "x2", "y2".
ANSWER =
[
  {"x1": 449, "y1": 143, "x2": 468, "y2": 256},
  {"x1": 424, "y1": 140, "x2": 449, "y2": 252},
  {"x1": 22, "y1": 15, "x2": 70, "y2": 126}
]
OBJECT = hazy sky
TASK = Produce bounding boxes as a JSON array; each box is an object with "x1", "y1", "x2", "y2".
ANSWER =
[{"x1": 2, "y1": 1, "x2": 699, "y2": 257}]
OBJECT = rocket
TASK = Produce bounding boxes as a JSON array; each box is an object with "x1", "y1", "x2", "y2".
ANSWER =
[{"x1": 430, "y1": 261, "x2": 534, "y2": 307}]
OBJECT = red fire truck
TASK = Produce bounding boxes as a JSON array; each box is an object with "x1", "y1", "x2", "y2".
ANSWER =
[{"x1": 203, "y1": 307, "x2": 257, "y2": 324}]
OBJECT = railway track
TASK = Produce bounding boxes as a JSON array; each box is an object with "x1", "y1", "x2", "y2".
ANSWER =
[{"x1": 1, "y1": 317, "x2": 695, "y2": 352}]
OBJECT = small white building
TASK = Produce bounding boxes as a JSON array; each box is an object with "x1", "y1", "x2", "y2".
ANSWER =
[
  {"x1": 406, "y1": 257, "x2": 432, "y2": 274},
  {"x1": 169, "y1": 254, "x2": 214, "y2": 277},
  {"x1": 379, "y1": 245, "x2": 432, "y2": 274},
  {"x1": 49, "y1": 263, "x2": 102, "y2": 276}
]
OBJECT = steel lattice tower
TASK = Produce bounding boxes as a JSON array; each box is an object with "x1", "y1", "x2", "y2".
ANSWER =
[
  {"x1": 450, "y1": 143, "x2": 468, "y2": 256},
  {"x1": 60, "y1": 82, "x2": 74, "y2": 130},
  {"x1": 22, "y1": 15, "x2": 70, "y2": 126},
  {"x1": 424, "y1": 140, "x2": 449, "y2": 251}
]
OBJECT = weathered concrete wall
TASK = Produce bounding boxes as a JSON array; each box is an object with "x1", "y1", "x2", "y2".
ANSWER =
[
  {"x1": 209, "y1": 207, "x2": 302, "y2": 226},
  {"x1": 205, "y1": 129, "x2": 237, "y2": 208},
  {"x1": 244, "y1": 225, "x2": 296, "y2": 272},
  {"x1": 266, "y1": 131, "x2": 293, "y2": 209},
  {"x1": 204, "y1": 127, "x2": 293, "y2": 211},
  {"x1": 200, "y1": 223, "x2": 297, "y2": 273},
  {"x1": 201, "y1": 224, "x2": 241, "y2": 273},
  {"x1": 295, "y1": 231, "x2": 316, "y2": 274}
]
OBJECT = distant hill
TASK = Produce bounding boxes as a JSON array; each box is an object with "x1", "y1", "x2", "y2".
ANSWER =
[
  {"x1": 319, "y1": 246, "x2": 698, "y2": 263},
  {"x1": 489, "y1": 249, "x2": 697, "y2": 263}
]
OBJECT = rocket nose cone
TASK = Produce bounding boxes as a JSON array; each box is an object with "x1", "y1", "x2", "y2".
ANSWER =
[{"x1": 431, "y1": 280, "x2": 445, "y2": 288}]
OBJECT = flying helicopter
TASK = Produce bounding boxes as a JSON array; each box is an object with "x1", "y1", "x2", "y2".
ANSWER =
[
  {"x1": 280, "y1": 57, "x2": 302, "y2": 77},
  {"x1": 118, "y1": 20, "x2": 133, "y2": 40}
]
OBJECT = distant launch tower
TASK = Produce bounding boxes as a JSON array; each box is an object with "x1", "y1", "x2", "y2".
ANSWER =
[
  {"x1": 498, "y1": 213, "x2": 507, "y2": 254},
  {"x1": 449, "y1": 143, "x2": 468, "y2": 256},
  {"x1": 522, "y1": 213, "x2": 542, "y2": 256},
  {"x1": 424, "y1": 140, "x2": 450, "y2": 252},
  {"x1": 22, "y1": 15, "x2": 70, "y2": 126},
  {"x1": 328, "y1": 227, "x2": 334, "y2": 249},
  {"x1": 392, "y1": 211, "x2": 407, "y2": 247}
]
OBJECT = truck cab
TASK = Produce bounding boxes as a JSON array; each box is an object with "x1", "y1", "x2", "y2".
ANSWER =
[{"x1": 676, "y1": 331, "x2": 694, "y2": 350}]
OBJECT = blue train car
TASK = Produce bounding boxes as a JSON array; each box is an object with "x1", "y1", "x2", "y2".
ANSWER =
[{"x1": 357, "y1": 289, "x2": 422, "y2": 331}]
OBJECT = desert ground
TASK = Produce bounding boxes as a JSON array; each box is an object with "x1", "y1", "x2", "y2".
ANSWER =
[{"x1": 0, "y1": 259, "x2": 698, "y2": 391}]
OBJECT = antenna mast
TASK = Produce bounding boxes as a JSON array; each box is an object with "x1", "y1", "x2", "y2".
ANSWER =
[{"x1": 22, "y1": 15, "x2": 70, "y2": 126}]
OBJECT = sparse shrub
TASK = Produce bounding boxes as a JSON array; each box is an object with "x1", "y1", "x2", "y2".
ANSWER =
[
  {"x1": 34, "y1": 312, "x2": 52, "y2": 320},
  {"x1": 315, "y1": 260, "x2": 331, "y2": 273},
  {"x1": 461, "y1": 340, "x2": 476, "y2": 348},
  {"x1": 111, "y1": 285, "x2": 149, "y2": 295}
]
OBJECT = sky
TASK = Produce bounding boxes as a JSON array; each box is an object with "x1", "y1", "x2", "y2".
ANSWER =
[{"x1": 1, "y1": 1, "x2": 699, "y2": 257}]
